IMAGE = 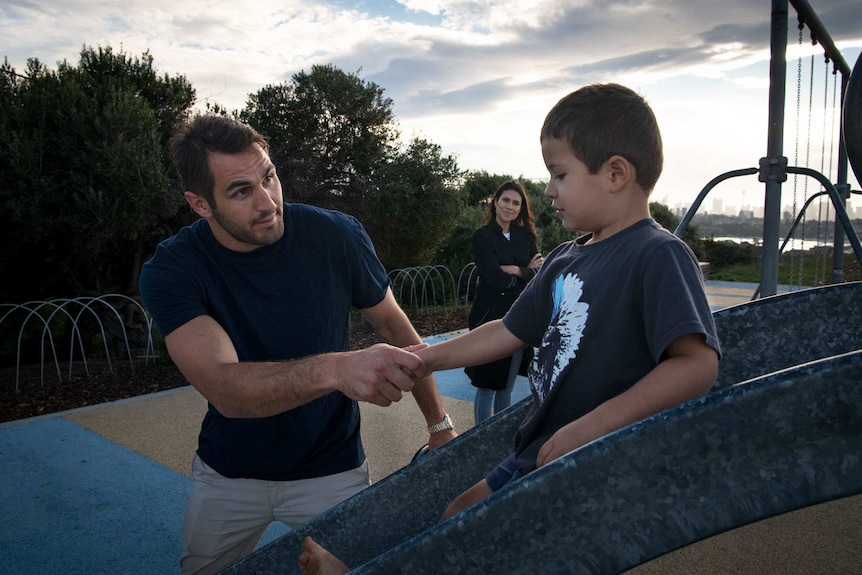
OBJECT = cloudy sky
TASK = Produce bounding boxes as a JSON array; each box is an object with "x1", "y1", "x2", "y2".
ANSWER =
[{"x1": 3, "y1": 0, "x2": 861, "y2": 213}]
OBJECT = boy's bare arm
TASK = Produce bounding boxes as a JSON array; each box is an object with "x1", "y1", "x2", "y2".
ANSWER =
[
  {"x1": 536, "y1": 333, "x2": 718, "y2": 467},
  {"x1": 417, "y1": 319, "x2": 527, "y2": 373}
]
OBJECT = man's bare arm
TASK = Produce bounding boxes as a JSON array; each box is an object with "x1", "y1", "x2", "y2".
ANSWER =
[
  {"x1": 165, "y1": 314, "x2": 422, "y2": 418},
  {"x1": 361, "y1": 288, "x2": 456, "y2": 448}
]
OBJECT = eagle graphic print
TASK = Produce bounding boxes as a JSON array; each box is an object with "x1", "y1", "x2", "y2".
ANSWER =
[{"x1": 528, "y1": 272, "x2": 589, "y2": 406}]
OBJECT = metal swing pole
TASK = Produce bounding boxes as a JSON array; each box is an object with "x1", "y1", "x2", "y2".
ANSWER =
[
  {"x1": 759, "y1": 0, "x2": 790, "y2": 297},
  {"x1": 830, "y1": 73, "x2": 851, "y2": 284}
]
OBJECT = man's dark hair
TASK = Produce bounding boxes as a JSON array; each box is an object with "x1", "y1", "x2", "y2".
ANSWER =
[
  {"x1": 540, "y1": 83, "x2": 663, "y2": 193},
  {"x1": 169, "y1": 115, "x2": 269, "y2": 204}
]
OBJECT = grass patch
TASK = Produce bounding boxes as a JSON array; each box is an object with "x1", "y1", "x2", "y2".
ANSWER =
[{"x1": 710, "y1": 252, "x2": 862, "y2": 286}]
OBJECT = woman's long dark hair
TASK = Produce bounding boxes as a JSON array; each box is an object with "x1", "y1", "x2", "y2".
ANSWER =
[{"x1": 486, "y1": 180, "x2": 538, "y2": 238}]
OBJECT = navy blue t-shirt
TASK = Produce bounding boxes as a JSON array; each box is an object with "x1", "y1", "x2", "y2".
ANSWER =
[{"x1": 139, "y1": 203, "x2": 389, "y2": 480}]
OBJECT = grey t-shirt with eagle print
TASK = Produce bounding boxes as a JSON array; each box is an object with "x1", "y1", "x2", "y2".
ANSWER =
[{"x1": 502, "y1": 218, "x2": 720, "y2": 474}]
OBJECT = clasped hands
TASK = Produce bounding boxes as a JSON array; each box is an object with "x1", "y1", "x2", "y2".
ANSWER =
[{"x1": 335, "y1": 342, "x2": 432, "y2": 407}]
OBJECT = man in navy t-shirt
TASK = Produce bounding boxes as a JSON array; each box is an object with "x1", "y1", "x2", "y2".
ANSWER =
[{"x1": 139, "y1": 115, "x2": 456, "y2": 575}]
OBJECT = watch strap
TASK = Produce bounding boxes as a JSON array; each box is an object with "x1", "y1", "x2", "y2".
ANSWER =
[{"x1": 427, "y1": 414, "x2": 454, "y2": 434}]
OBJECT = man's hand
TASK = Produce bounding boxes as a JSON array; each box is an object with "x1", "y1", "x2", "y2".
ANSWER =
[
  {"x1": 428, "y1": 428, "x2": 457, "y2": 450},
  {"x1": 332, "y1": 343, "x2": 424, "y2": 407}
]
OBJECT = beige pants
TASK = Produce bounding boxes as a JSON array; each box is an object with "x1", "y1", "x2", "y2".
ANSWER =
[{"x1": 180, "y1": 454, "x2": 370, "y2": 575}]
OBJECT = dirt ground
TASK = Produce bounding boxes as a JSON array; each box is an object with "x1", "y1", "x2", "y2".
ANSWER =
[{"x1": 0, "y1": 307, "x2": 470, "y2": 423}]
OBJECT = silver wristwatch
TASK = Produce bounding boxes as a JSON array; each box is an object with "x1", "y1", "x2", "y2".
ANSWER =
[{"x1": 427, "y1": 413, "x2": 454, "y2": 434}]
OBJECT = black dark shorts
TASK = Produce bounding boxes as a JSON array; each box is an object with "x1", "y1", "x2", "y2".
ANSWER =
[{"x1": 485, "y1": 453, "x2": 524, "y2": 492}]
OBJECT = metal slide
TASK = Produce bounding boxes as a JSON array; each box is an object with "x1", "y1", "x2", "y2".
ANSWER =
[{"x1": 347, "y1": 350, "x2": 862, "y2": 574}]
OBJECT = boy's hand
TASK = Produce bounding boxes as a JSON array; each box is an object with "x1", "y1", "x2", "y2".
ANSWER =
[{"x1": 536, "y1": 420, "x2": 598, "y2": 468}]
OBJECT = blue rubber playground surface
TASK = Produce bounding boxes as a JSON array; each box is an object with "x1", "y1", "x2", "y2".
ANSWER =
[
  {"x1": 0, "y1": 341, "x2": 501, "y2": 575},
  {"x1": 0, "y1": 331, "x2": 522, "y2": 575},
  {"x1": 2, "y1": 281, "x2": 857, "y2": 575}
]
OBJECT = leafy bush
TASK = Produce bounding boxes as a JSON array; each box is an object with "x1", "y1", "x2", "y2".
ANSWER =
[{"x1": 702, "y1": 239, "x2": 756, "y2": 269}]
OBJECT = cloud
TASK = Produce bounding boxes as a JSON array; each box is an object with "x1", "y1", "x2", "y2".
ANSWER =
[{"x1": 2, "y1": 0, "x2": 860, "y2": 205}]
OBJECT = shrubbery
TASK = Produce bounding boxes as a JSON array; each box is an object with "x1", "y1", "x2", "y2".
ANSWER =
[{"x1": 701, "y1": 239, "x2": 756, "y2": 269}]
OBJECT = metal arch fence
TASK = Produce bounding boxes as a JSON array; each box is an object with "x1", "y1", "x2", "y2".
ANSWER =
[
  {"x1": 0, "y1": 294, "x2": 156, "y2": 392},
  {"x1": 456, "y1": 263, "x2": 479, "y2": 306},
  {"x1": 3, "y1": 266, "x2": 478, "y2": 390},
  {"x1": 387, "y1": 264, "x2": 480, "y2": 314},
  {"x1": 388, "y1": 265, "x2": 456, "y2": 314}
]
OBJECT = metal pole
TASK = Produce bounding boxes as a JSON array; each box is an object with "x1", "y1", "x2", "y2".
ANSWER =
[
  {"x1": 673, "y1": 168, "x2": 759, "y2": 237},
  {"x1": 760, "y1": 0, "x2": 789, "y2": 297},
  {"x1": 788, "y1": 0, "x2": 851, "y2": 76},
  {"x1": 831, "y1": 72, "x2": 851, "y2": 284}
]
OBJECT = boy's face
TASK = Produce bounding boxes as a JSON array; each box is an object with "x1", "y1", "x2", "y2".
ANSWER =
[{"x1": 541, "y1": 137, "x2": 608, "y2": 233}]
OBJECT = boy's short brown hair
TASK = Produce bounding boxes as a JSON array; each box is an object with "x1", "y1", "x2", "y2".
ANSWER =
[{"x1": 540, "y1": 83, "x2": 663, "y2": 193}]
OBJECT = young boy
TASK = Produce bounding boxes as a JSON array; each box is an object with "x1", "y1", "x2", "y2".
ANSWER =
[{"x1": 299, "y1": 82, "x2": 721, "y2": 575}]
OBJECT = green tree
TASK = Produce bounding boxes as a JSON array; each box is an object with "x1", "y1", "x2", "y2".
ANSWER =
[
  {"x1": 459, "y1": 170, "x2": 503, "y2": 206},
  {"x1": 365, "y1": 137, "x2": 463, "y2": 268},
  {"x1": 241, "y1": 64, "x2": 399, "y2": 214},
  {"x1": 434, "y1": 204, "x2": 486, "y2": 276},
  {"x1": 76, "y1": 46, "x2": 195, "y2": 150},
  {"x1": 0, "y1": 46, "x2": 195, "y2": 302},
  {"x1": 650, "y1": 201, "x2": 705, "y2": 258},
  {"x1": 240, "y1": 63, "x2": 473, "y2": 268}
]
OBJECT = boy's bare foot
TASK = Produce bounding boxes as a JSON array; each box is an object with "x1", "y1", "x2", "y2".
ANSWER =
[{"x1": 298, "y1": 536, "x2": 351, "y2": 575}]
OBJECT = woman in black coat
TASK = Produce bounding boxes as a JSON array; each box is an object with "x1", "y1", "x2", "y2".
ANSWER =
[{"x1": 466, "y1": 180, "x2": 543, "y2": 423}]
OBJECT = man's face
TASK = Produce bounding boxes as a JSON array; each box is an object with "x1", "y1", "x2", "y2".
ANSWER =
[{"x1": 189, "y1": 144, "x2": 285, "y2": 252}]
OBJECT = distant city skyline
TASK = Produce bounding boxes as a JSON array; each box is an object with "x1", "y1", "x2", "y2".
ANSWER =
[
  {"x1": 656, "y1": 183, "x2": 860, "y2": 220},
  {"x1": 693, "y1": 195, "x2": 862, "y2": 219}
]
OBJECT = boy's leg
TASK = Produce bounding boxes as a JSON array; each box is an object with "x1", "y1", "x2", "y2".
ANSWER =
[
  {"x1": 440, "y1": 478, "x2": 494, "y2": 521},
  {"x1": 297, "y1": 455, "x2": 511, "y2": 575},
  {"x1": 181, "y1": 455, "x2": 273, "y2": 575},
  {"x1": 474, "y1": 387, "x2": 494, "y2": 424},
  {"x1": 298, "y1": 536, "x2": 350, "y2": 575},
  {"x1": 440, "y1": 453, "x2": 521, "y2": 521}
]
